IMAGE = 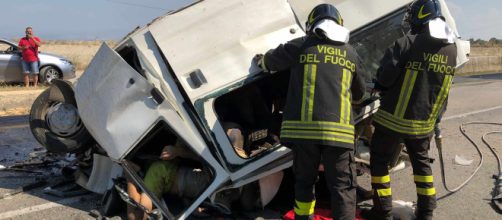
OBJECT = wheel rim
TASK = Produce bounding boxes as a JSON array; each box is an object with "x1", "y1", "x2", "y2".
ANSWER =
[
  {"x1": 45, "y1": 68, "x2": 60, "y2": 83},
  {"x1": 45, "y1": 102, "x2": 82, "y2": 137}
]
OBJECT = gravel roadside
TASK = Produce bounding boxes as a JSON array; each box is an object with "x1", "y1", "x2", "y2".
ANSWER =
[{"x1": 0, "y1": 89, "x2": 45, "y2": 117}]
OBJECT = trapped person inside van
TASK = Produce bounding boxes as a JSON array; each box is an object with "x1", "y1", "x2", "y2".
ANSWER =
[
  {"x1": 254, "y1": 4, "x2": 366, "y2": 220},
  {"x1": 364, "y1": 1, "x2": 457, "y2": 220},
  {"x1": 18, "y1": 26, "x2": 41, "y2": 87},
  {"x1": 126, "y1": 138, "x2": 209, "y2": 220},
  {"x1": 126, "y1": 128, "x2": 247, "y2": 219}
]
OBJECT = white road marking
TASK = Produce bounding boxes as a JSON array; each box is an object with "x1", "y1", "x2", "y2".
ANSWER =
[
  {"x1": 0, "y1": 196, "x2": 83, "y2": 219},
  {"x1": 444, "y1": 105, "x2": 502, "y2": 121}
]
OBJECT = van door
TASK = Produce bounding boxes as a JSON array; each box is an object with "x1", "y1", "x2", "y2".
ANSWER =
[
  {"x1": 148, "y1": 0, "x2": 304, "y2": 102},
  {"x1": 74, "y1": 44, "x2": 229, "y2": 218}
]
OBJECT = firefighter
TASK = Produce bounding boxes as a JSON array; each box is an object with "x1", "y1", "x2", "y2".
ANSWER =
[
  {"x1": 365, "y1": 0, "x2": 457, "y2": 219},
  {"x1": 254, "y1": 4, "x2": 366, "y2": 219}
]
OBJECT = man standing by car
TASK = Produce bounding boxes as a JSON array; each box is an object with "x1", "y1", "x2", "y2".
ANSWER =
[
  {"x1": 365, "y1": 0, "x2": 457, "y2": 219},
  {"x1": 254, "y1": 4, "x2": 366, "y2": 219},
  {"x1": 18, "y1": 26, "x2": 41, "y2": 87}
]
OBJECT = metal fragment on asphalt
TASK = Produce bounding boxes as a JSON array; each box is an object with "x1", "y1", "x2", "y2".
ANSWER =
[{"x1": 453, "y1": 155, "x2": 474, "y2": 166}]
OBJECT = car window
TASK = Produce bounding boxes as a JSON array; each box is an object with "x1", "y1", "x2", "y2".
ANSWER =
[
  {"x1": 0, "y1": 42, "x2": 12, "y2": 53},
  {"x1": 349, "y1": 9, "x2": 408, "y2": 82},
  {"x1": 117, "y1": 46, "x2": 146, "y2": 78}
]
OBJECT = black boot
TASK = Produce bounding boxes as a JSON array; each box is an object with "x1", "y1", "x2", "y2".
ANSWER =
[
  {"x1": 360, "y1": 208, "x2": 392, "y2": 220},
  {"x1": 415, "y1": 210, "x2": 433, "y2": 220},
  {"x1": 294, "y1": 214, "x2": 314, "y2": 220}
]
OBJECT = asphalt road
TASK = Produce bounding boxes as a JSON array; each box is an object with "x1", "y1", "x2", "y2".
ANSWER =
[
  {"x1": 1, "y1": 73, "x2": 502, "y2": 219},
  {"x1": 358, "y1": 73, "x2": 502, "y2": 219}
]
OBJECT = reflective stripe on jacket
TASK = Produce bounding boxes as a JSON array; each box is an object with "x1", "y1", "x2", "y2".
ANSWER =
[
  {"x1": 374, "y1": 33, "x2": 457, "y2": 137},
  {"x1": 264, "y1": 35, "x2": 366, "y2": 149}
]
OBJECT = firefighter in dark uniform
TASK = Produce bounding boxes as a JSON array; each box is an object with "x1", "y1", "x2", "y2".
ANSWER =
[
  {"x1": 366, "y1": 0, "x2": 457, "y2": 219},
  {"x1": 254, "y1": 4, "x2": 366, "y2": 220}
]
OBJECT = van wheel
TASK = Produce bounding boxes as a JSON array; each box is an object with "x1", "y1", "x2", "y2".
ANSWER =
[
  {"x1": 29, "y1": 88, "x2": 91, "y2": 153},
  {"x1": 40, "y1": 66, "x2": 62, "y2": 84}
]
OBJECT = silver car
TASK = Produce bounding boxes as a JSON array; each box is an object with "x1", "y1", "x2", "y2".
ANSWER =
[{"x1": 0, "y1": 38, "x2": 76, "y2": 84}]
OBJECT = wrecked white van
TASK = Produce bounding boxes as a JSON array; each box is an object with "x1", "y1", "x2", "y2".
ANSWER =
[{"x1": 29, "y1": 0, "x2": 469, "y2": 219}]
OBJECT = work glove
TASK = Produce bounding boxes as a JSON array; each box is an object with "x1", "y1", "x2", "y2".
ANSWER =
[{"x1": 253, "y1": 54, "x2": 268, "y2": 72}]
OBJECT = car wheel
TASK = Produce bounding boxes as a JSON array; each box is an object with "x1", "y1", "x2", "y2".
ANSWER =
[
  {"x1": 29, "y1": 88, "x2": 91, "y2": 153},
  {"x1": 40, "y1": 66, "x2": 62, "y2": 84}
]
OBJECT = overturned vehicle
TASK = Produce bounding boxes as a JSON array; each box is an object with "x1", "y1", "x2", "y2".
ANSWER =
[{"x1": 29, "y1": 0, "x2": 469, "y2": 219}]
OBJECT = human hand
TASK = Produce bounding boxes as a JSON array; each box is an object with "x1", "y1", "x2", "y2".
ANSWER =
[
  {"x1": 160, "y1": 145, "x2": 178, "y2": 160},
  {"x1": 253, "y1": 54, "x2": 266, "y2": 71}
]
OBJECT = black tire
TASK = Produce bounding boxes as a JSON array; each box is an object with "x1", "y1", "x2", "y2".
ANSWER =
[
  {"x1": 29, "y1": 88, "x2": 91, "y2": 153},
  {"x1": 39, "y1": 66, "x2": 62, "y2": 84}
]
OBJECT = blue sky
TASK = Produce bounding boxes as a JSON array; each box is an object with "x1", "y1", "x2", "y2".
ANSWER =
[
  {"x1": 1, "y1": 0, "x2": 500, "y2": 40},
  {"x1": 1, "y1": 0, "x2": 195, "y2": 40},
  {"x1": 448, "y1": 0, "x2": 502, "y2": 40}
]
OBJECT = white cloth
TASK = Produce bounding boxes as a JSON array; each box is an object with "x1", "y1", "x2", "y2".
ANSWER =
[
  {"x1": 428, "y1": 17, "x2": 455, "y2": 43},
  {"x1": 312, "y1": 19, "x2": 350, "y2": 43}
]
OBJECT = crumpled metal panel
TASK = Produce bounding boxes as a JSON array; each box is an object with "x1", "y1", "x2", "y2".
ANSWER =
[
  {"x1": 74, "y1": 44, "x2": 206, "y2": 162},
  {"x1": 74, "y1": 43, "x2": 162, "y2": 160},
  {"x1": 149, "y1": 0, "x2": 304, "y2": 101},
  {"x1": 74, "y1": 44, "x2": 230, "y2": 218},
  {"x1": 76, "y1": 154, "x2": 123, "y2": 194}
]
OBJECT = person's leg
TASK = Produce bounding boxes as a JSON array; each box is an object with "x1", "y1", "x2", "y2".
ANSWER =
[
  {"x1": 368, "y1": 129, "x2": 400, "y2": 219},
  {"x1": 139, "y1": 160, "x2": 179, "y2": 219},
  {"x1": 227, "y1": 127, "x2": 247, "y2": 158},
  {"x1": 292, "y1": 143, "x2": 321, "y2": 220},
  {"x1": 139, "y1": 193, "x2": 153, "y2": 220},
  {"x1": 404, "y1": 137, "x2": 436, "y2": 220},
  {"x1": 21, "y1": 61, "x2": 30, "y2": 87},
  {"x1": 222, "y1": 122, "x2": 247, "y2": 158},
  {"x1": 31, "y1": 61, "x2": 39, "y2": 87},
  {"x1": 126, "y1": 178, "x2": 143, "y2": 220},
  {"x1": 322, "y1": 147, "x2": 356, "y2": 220}
]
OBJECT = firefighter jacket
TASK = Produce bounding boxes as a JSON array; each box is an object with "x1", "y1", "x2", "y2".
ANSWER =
[
  {"x1": 263, "y1": 35, "x2": 366, "y2": 149},
  {"x1": 373, "y1": 33, "x2": 457, "y2": 138}
]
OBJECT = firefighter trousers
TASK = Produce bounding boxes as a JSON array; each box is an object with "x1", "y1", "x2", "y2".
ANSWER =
[
  {"x1": 369, "y1": 129, "x2": 436, "y2": 219},
  {"x1": 292, "y1": 143, "x2": 356, "y2": 220}
]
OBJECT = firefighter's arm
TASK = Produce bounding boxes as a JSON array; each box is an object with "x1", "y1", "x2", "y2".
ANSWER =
[
  {"x1": 351, "y1": 66, "x2": 367, "y2": 105},
  {"x1": 254, "y1": 37, "x2": 303, "y2": 73},
  {"x1": 376, "y1": 39, "x2": 406, "y2": 89},
  {"x1": 350, "y1": 50, "x2": 368, "y2": 104}
]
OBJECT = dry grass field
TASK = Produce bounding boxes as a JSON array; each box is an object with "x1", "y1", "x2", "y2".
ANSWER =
[
  {"x1": 470, "y1": 46, "x2": 502, "y2": 56},
  {"x1": 40, "y1": 40, "x2": 115, "y2": 71},
  {"x1": 457, "y1": 46, "x2": 502, "y2": 75}
]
